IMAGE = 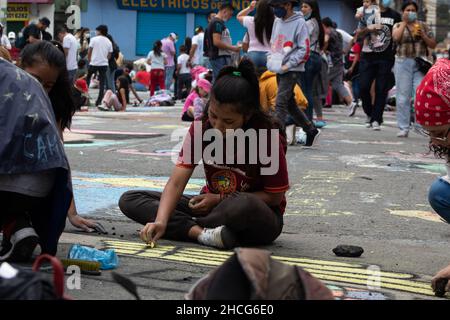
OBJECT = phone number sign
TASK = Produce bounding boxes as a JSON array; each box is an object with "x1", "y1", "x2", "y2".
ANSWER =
[{"x1": 7, "y1": 3, "x2": 30, "y2": 21}]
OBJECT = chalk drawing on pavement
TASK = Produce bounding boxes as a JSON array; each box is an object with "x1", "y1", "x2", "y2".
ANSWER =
[
  {"x1": 70, "y1": 128, "x2": 162, "y2": 138},
  {"x1": 388, "y1": 209, "x2": 444, "y2": 223},
  {"x1": 115, "y1": 148, "x2": 179, "y2": 157},
  {"x1": 327, "y1": 284, "x2": 389, "y2": 300},
  {"x1": 72, "y1": 172, "x2": 204, "y2": 216},
  {"x1": 65, "y1": 140, "x2": 126, "y2": 148},
  {"x1": 359, "y1": 192, "x2": 382, "y2": 204},
  {"x1": 103, "y1": 239, "x2": 437, "y2": 299},
  {"x1": 286, "y1": 171, "x2": 355, "y2": 217},
  {"x1": 335, "y1": 140, "x2": 404, "y2": 146},
  {"x1": 149, "y1": 125, "x2": 189, "y2": 130},
  {"x1": 339, "y1": 154, "x2": 445, "y2": 174}
]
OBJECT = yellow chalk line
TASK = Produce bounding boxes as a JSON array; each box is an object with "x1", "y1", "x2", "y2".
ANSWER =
[
  {"x1": 161, "y1": 252, "x2": 430, "y2": 290},
  {"x1": 105, "y1": 241, "x2": 411, "y2": 278},
  {"x1": 106, "y1": 241, "x2": 355, "y2": 267},
  {"x1": 104, "y1": 240, "x2": 433, "y2": 296},
  {"x1": 103, "y1": 241, "x2": 175, "y2": 253},
  {"x1": 178, "y1": 250, "x2": 413, "y2": 280},
  {"x1": 311, "y1": 274, "x2": 433, "y2": 296}
]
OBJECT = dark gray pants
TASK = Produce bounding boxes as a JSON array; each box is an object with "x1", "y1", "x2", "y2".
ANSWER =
[
  {"x1": 118, "y1": 191, "x2": 283, "y2": 246},
  {"x1": 276, "y1": 72, "x2": 316, "y2": 132},
  {"x1": 177, "y1": 73, "x2": 192, "y2": 100},
  {"x1": 86, "y1": 65, "x2": 108, "y2": 106}
]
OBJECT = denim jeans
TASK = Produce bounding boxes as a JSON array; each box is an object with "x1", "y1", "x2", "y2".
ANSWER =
[
  {"x1": 165, "y1": 65, "x2": 176, "y2": 91},
  {"x1": 133, "y1": 82, "x2": 148, "y2": 92},
  {"x1": 68, "y1": 69, "x2": 77, "y2": 84},
  {"x1": 300, "y1": 52, "x2": 322, "y2": 121},
  {"x1": 210, "y1": 56, "x2": 232, "y2": 83},
  {"x1": 106, "y1": 67, "x2": 116, "y2": 91},
  {"x1": 359, "y1": 57, "x2": 394, "y2": 124},
  {"x1": 428, "y1": 177, "x2": 450, "y2": 223},
  {"x1": 246, "y1": 51, "x2": 268, "y2": 69},
  {"x1": 394, "y1": 57, "x2": 424, "y2": 131},
  {"x1": 276, "y1": 71, "x2": 315, "y2": 133},
  {"x1": 177, "y1": 73, "x2": 192, "y2": 100}
]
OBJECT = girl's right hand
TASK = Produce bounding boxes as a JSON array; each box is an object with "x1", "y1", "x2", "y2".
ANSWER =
[{"x1": 140, "y1": 221, "x2": 167, "y2": 244}]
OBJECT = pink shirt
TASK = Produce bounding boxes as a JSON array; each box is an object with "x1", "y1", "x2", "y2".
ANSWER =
[
  {"x1": 161, "y1": 38, "x2": 175, "y2": 67},
  {"x1": 182, "y1": 91, "x2": 199, "y2": 113},
  {"x1": 243, "y1": 16, "x2": 271, "y2": 53}
]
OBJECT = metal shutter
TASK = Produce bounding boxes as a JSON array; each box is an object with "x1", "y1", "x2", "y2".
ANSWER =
[{"x1": 136, "y1": 12, "x2": 186, "y2": 57}]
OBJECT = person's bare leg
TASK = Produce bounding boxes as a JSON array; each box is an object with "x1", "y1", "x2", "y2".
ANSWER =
[
  {"x1": 187, "y1": 107, "x2": 194, "y2": 118},
  {"x1": 188, "y1": 225, "x2": 203, "y2": 240}
]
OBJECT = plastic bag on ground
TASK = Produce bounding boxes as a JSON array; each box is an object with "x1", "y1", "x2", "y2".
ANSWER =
[{"x1": 68, "y1": 244, "x2": 119, "y2": 270}]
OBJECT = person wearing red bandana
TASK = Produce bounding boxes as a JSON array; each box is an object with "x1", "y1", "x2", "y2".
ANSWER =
[{"x1": 415, "y1": 58, "x2": 450, "y2": 224}]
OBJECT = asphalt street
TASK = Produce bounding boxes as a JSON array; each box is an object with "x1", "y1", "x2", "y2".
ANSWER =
[{"x1": 53, "y1": 91, "x2": 450, "y2": 300}]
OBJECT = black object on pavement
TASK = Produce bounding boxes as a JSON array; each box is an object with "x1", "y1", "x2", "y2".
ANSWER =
[{"x1": 332, "y1": 245, "x2": 364, "y2": 258}]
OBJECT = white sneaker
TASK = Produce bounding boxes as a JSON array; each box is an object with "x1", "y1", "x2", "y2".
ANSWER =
[
  {"x1": 396, "y1": 130, "x2": 409, "y2": 138},
  {"x1": 365, "y1": 122, "x2": 372, "y2": 128},
  {"x1": 372, "y1": 121, "x2": 381, "y2": 131},
  {"x1": 197, "y1": 226, "x2": 237, "y2": 250},
  {"x1": 348, "y1": 102, "x2": 357, "y2": 117},
  {"x1": 285, "y1": 125, "x2": 296, "y2": 146}
]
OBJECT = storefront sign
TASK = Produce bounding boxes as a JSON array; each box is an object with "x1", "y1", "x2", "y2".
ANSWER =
[
  {"x1": 6, "y1": 3, "x2": 30, "y2": 21},
  {"x1": 116, "y1": 0, "x2": 251, "y2": 14},
  {"x1": 66, "y1": 4, "x2": 81, "y2": 30}
]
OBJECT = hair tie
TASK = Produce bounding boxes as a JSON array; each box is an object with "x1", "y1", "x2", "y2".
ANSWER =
[{"x1": 232, "y1": 71, "x2": 241, "y2": 77}]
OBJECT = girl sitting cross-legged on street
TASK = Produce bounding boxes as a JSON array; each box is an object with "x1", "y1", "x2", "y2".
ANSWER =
[
  {"x1": 119, "y1": 59, "x2": 290, "y2": 250},
  {"x1": 98, "y1": 75, "x2": 130, "y2": 112}
]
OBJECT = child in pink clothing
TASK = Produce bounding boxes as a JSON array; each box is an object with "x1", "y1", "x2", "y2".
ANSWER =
[
  {"x1": 181, "y1": 78, "x2": 212, "y2": 121},
  {"x1": 181, "y1": 90, "x2": 199, "y2": 121},
  {"x1": 193, "y1": 79, "x2": 212, "y2": 119}
]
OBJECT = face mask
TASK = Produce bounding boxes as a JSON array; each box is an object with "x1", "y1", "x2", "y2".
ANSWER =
[
  {"x1": 273, "y1": 7, "x2": 287, "y2": 19},
  {"x1": 381, "y1": 0, "x2": 392, "y2": 7},
  {"x1": 304, "y1": 12, "x2": 312, "y2": 20},
  {"x1": 408, "y1": 12, "x2": 417, "y2": 22}
]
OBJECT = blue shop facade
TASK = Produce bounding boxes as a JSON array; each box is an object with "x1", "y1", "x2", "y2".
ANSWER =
[{"x1": 81, "y1": 0, "x2": 362, "y2": 61}]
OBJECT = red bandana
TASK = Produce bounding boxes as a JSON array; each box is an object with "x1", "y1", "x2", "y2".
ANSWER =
[{"x1": 415, "y1": 58, "x2": 450, "y2": 126}]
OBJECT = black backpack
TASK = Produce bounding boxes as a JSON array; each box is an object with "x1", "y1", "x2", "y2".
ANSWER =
[{"x1": 0, "y1": 254, "x2": 70, "y2": 300}]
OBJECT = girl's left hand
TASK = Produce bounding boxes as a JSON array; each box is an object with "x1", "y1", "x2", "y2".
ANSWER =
[{"x1": 189, "y1": 194, "x2": 221, "y2": 215}]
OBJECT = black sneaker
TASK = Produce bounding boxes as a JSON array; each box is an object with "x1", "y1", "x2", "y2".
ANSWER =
[
  {"x1": 0, "y1": 217, "x2": 39, "y2": 263},
  {"x1": 0, "y1": 236, "x2": 12, "y2": 257},
  {"x1": 304, "y1": 128, "x2": 321, "y2": 147}
]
